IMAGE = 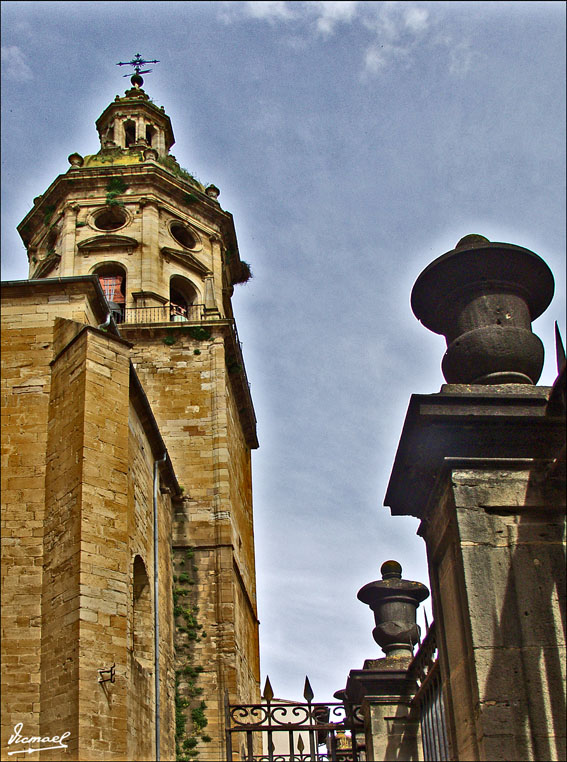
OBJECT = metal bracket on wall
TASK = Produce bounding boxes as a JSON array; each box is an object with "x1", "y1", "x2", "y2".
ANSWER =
[{"x1": 98, "y1": 663, "x2": 116, "y2": 683}]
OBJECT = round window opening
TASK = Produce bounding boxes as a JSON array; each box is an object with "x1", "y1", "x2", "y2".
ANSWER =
[
  {"x1": 170, "y1": 222, "x2": 196, "y2": 249},
  {"x1": 94, "y1": 208, "x2": 127, "y2": 231}
]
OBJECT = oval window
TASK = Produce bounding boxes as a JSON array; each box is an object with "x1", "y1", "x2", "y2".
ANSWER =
[
  {"x1": 94, "y1": 208, "x2": 127, "y2": 231},
  {"x1": 170, "y1": 222, "x2": 196, "y2": 249}
]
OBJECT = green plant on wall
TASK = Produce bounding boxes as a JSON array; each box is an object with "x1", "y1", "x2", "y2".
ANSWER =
[
  {"x1": 163, "y1": 333, "x2": 177, "y2": 346},
  {"x1": 233, "y1": 260, "x2": 253, "y2": 285},
  {"x1": 184, "y1": 326, "x2": 211, "y2": 342},
  {"x1": 105, "y1": 177, "x2": 129, "y2": 207},
  {"x1": 227, "y1": 359, "x2": 242, "y2": 375},
  {"x1": 163, "y1": 326, "x2": 211, "y2": 347},
  {"x1": 174, "y1": 547, "x2": 210, "y2": 760},
  {"x1": 157, "y1": 156, "x2": 203, "y2": 189}
]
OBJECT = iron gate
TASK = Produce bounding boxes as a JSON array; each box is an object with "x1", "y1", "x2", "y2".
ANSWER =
[{"x1": 226, "y1": 678, "x2": 362, "y2": 761}]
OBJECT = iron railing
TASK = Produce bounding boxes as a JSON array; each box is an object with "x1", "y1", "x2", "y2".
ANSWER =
[
  {"x1": 226, "y1": 678, "x2": 361, "y2": 762},
  {"x1": 409, "y1": 621, "x2": 450, "y2": 761},
  {"x1": 116, "y1": 303, "x2": 206, "y2": 324}
]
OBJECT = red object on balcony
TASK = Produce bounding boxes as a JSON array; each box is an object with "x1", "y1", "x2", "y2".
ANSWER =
[{"x1": 99, "y1": 275, "x2": 125, "y2": 303}]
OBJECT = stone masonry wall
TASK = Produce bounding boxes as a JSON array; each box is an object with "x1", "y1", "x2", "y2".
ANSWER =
[
  {"x1": 126, "y1": 400, "x2": 176, "y2": 762},
  {"x1": 40, "y1": 326, "x2": 132, "y2": 760},
  {"x1": 226, "y1": 372, "x2": 260, "y2": 705},
  {"x1": 2, "y1": 286, "x2": 177, "y2": 761},
  {"x1": 1, "y1": 287, "x2": 106, "y2": 758},
  {"x1": 123, "y1": 324, "x2": 260, "y2": 760},
  {"x1": 1, "y1": 313, "x2": 54, "y2": 754},
  {"x1": 425, "y1": 465, "x2": 566, "y2": 762}
]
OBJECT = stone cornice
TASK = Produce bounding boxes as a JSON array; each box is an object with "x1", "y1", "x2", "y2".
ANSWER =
[
  {"x1": 384, "y1": 385, "x2": 564, "y2": 519},
  {"x1": 18, "y1": 165, "x2": 237, "y2": 251}
]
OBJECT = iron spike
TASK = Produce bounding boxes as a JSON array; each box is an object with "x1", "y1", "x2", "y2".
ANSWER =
[
  {"x1": 303, "y1": 676, "x2": 314, "y2": 703},
  {"x1": 263, "y1": 675, "x2": 274, "y2": 703}
]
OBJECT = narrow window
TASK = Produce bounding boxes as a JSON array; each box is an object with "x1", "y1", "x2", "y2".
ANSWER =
[
  {"x1": 124, "y1": 120, "x2": 136, "y2": 148},
  {"x1": 146, "y1": 125, "x2": 156, "y2": 146},
  {"x1": 133, "y1": 555, "x2": 152, "y2": 667}
]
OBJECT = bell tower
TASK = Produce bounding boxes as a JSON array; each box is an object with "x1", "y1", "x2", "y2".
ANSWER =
[{"x1": 17, "y1": 63, "x2": 260, "y2": 760}]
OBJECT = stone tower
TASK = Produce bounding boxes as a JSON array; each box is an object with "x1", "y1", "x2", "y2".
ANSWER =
[{"x1": 10, "y1": 70, "x2": 260, "y2": 760}]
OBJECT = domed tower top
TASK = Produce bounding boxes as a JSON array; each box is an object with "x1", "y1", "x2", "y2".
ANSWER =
[{"x1": 94, "y1": 54, "x2": 174, "y2": 159}]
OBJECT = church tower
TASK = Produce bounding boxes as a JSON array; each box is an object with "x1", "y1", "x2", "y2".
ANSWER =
[{"x1": 12, "y1": 63, "x2": 260, "y2": 760}]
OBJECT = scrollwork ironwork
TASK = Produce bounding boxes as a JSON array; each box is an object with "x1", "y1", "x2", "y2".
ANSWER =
[{"x1": 226, "y1": 700, "x2": 359, "y2": 761}]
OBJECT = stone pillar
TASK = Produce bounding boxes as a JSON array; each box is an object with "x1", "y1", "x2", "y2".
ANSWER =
[
  {"x1": 59, "y1": 203, "x2": 79, "y2": 276},
  {"x1": 204, "y1": 275, "x2": 220, "y2": 316},
  {"x1": 345, "y1": 561, "x2": 429, "y2": 762},
  {"x1": 139, "y1": 199, "x2": 161, "y2": 301},
  {"x1": 385, "y1": 236, "x2": 566, "y2": 761}
]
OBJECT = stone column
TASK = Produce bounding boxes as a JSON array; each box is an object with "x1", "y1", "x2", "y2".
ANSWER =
[
  {"x1": 345, "y1": 561, "x2": 429, "y2": 762},
  {"x1": 58, "y1": 203, "x2": 79, "y2": 277},
  {"x1": 209, "y1": 237, "x2": 225, "y2": 317},
  {"x1": 139, "y1": 198, "x2": 161, "y2": 302},
  {"x1": 204, "y1": 275, "x2": 220, "y2": 317},
  {"x1": 385, "y1": 235, "x2": 566, "y2": 761}
]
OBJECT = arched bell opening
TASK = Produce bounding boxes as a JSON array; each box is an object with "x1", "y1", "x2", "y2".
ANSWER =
[
  {"x1": 169, "y1": 275, "x2": 199, "y2": 322},
  {"x1": 92, "y1": 262, "x2": 127, "y2": 323},
  {"x1": 145, "y1": 124, "x2": 156, "y2": 147},
  {"x1": 124, "y1": 120, "x2": 136, "y2": 148}
]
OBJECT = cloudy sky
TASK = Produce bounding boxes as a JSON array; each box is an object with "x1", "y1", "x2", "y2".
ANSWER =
[{"x1": 2, "y1": 1, "x2": 565, "y2": 704}]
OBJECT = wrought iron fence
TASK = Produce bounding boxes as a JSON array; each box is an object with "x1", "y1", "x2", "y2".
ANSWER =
[
  {"x1": 117, "y1": 303, "x2": 205, "y2": 324},
  {"x1": 409, "y1": 620, "x2": 451, "y2": 761},
  {"x1": 226, "y1": 678, "x2": 361, "y2": 762}
]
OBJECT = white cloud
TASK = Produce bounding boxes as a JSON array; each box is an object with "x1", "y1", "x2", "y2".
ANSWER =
[
  {"x1": 448, "y1": 39, "x2": 476, "y2": 77},
  {"x1": 1, "y1": 45, "x2": 33, "y2": 82},
  {"x1": 311, "y1": 1, "x2": 360, "y2": 36},
  {"x1": 245, "y1": 0, "x2": 295, "y2": 21},
  {"x1": 218, "y1": 1, "x2": 474, "y2": 79},
  {"x1": 364, "y1": 45, "x2": 388, "y2": 75},
  {"x1": 219, "y1": 0, "x2": 359, "y2": 33},
  {"x1": 360, "y1": 2, "x2": 430, "y2": 75},
  {"x1": 404, "y1": 6, "x2": 429, "y2": 34},
  {"x1": 218, "y1": 0, "x2": 295, "y2": 24}
]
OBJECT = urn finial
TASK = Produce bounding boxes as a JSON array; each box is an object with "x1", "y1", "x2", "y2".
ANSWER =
[
  {"x1": 357, "y1": 561, "x2": 429, "y2": 659},
  {"x1": 411, "y1": 236, "x2": 555, "y2": 384}
]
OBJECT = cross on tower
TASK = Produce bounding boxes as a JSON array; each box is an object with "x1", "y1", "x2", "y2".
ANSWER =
[{"x1": 116, "y1": 53, "x2": 160, "y2": 87}]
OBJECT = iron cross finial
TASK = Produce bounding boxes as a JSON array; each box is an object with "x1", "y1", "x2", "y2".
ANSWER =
[{"x1": 116, "y1": 53, "x2": 160, "y2": 87}]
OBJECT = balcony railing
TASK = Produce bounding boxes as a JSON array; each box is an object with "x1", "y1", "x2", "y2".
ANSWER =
[{"x1": 115, "y1": 303, "x2": 206, "y2": 325}]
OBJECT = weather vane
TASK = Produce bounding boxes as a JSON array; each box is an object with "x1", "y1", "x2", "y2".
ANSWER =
[{"x1": 116, "y1": 53, "x2": 160, "y2": 87}]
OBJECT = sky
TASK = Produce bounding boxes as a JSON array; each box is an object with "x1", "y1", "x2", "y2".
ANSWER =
[{"x1": 2, "y1": 1, "x2": 565, "y2": 705}]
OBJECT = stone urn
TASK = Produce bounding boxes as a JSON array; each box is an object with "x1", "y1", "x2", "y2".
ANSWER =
[
  {"x1": 411, "y1": 234, "x2": 555, "y2": 384},
  {"x1": 357, "y1": 560, "x2": 429, "y2": 658}
]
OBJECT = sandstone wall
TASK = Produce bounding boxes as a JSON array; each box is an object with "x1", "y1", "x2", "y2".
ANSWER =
[
  {"x1": 2, "y1": 284, "x2": 177, "y2": 761},
  {"x1": 426, "y1": 465, "x2": 566, "y2": 762},
  {"x1": 124, "y1": 324, "x2": 260, "y2": 761},
  {"x1": 1, "y1": 285, "x2": 103, "y2": 755}
]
